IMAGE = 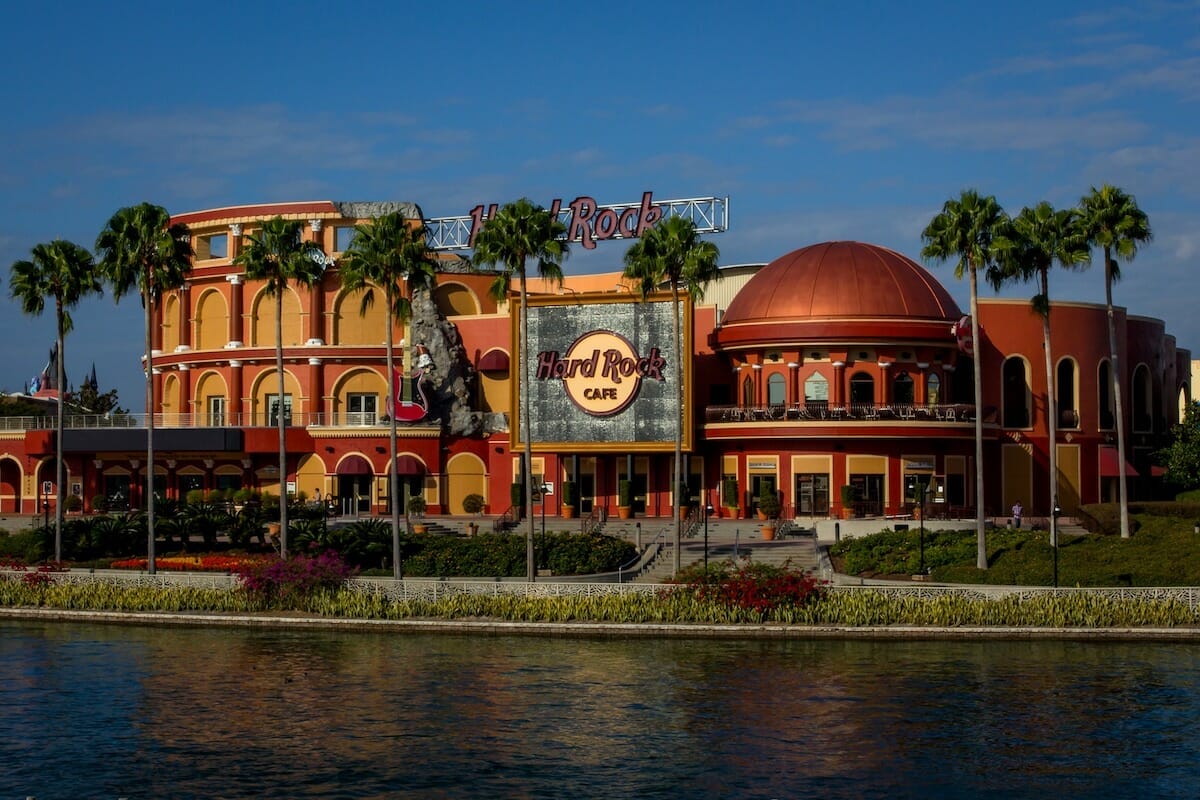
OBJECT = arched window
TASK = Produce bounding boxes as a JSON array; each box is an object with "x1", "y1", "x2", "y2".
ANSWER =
[
  {"x1": 926, "y1": 373, "x2": 941, "y2": 406},
  {"x1": 893, "y1": 372, "x2": 914, "y2": 405},
  {"x1": 804, "y1": 372, "x2": 829, "y2": 403},
  {"x1": 849, "y1": 372, "x2": 874, "y2": 404},
  {"x1": 1133, "y1": 364, "x2": 1151, "y2": 432},
  {"x1": 1057, "y1": 358, "x2": 1079, "y2": 429},
  {"x1": 1002, "y1": 357, "x2": 1030, "y2": 428},
  {"x1": 1098, "y1": 360, "x2": 1114, "y2": 429},
  {"x1": 767, "y1": 373, "x2": 786, "y2": 406}
]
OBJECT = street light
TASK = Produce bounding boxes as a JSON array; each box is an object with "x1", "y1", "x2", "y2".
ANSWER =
[
  {"x1": 702, "y1": 504, "x2": 710, "y2": 571},
  {"x1": 916, "y1": 482, "x2": 926, "y2": 575}
]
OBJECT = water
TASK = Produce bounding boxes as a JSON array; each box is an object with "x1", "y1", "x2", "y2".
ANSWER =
[{"x1": 3, "y1": 620, "x2": 1199, "y2": 799}]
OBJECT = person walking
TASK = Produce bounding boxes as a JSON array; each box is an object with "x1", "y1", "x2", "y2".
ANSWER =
[{"x1": 1012, "y1": 501, "x2": 1023, "y2": 529}]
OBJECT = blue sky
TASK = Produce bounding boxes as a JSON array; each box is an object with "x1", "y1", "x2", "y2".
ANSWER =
[{"x1": 2, "y1": 1, "x2": 1197, "y2": 408}]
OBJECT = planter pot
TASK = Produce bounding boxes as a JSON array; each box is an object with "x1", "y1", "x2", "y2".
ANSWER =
[
  {"x1": 562, "y1": 505, "x2": 577, "y2": 519},
  {"x1": 761, "y1": 525, "x2": 776, "y2": 541},
  {"x1": 412, "y1": 523, "x2": 428, "y2": 535},
  {"x1": 757, "y1": 510, "x2": 768, "y2": 521},
  {"x1": 723, "y1": 507, "x2": 739, "y2": 519},
  {"x1": 617, "y1": 506, "x2": 632, "y2": 520}
]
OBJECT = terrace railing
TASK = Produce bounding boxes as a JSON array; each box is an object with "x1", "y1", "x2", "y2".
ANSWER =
[{"x1": 704, "y1": 403, "x2": 982, "y2": 424}]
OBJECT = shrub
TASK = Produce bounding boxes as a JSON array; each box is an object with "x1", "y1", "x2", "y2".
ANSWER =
[
  {"x1": 91, "y1": 495, "x2": 108, "y2": 514},
  {"x1": 618, "y1": 479, "x2": 632, "y2": 508},
  {"x1": 560, "y1": 482, "x2": 577, "y2": 508},
  {"x1": 722, "y1": 477, "x2": 738, "y2": 509},
  {"x1": 758, "y1": 485, "x2": 781, "y2": 519},
  {"x1": 185, "y1": 489, "x2": 206, "y2": 505},
  {"x1": 670, "y1": 561, "x2": 826, "y2": 614},
  {"x1": 63, "y1": 495, "x2": 83, "y2": 513},
  {"x1": 462, "y1": 493, "x2": 485, "y2": 514},
  {"x1": 510, "y1": 482, "x2": 524, "y2": 510},
  {"x1": 406, "y1": 495, "x2": 427, "y2": 516},
  {"x1": 233, "y1": 550, "x2": 357, "y2": 605}
]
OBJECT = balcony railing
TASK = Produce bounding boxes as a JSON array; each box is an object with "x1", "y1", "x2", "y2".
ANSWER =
[
  {"x1": 704, "y1": 403, "x2": 980, "y2": 424},
  {"x1": 0, "y1": 411, "x2": 427, "y2": 431}
]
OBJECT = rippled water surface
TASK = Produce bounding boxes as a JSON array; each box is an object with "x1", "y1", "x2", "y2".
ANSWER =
[{"x1": 3, "y1": 621, "x2": 1199, "y2": 799}]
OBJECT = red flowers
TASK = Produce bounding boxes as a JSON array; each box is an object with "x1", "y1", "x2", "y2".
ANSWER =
[{"x1": 109, "y1": 554, "x2": 273, "y2": 572}]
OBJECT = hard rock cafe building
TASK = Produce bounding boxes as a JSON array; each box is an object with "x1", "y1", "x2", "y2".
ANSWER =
[{"x1": 0, "y1": 199, "x2": 1191, "y2": 524}]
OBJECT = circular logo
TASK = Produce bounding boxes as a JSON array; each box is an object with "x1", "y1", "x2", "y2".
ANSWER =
[{"x1": 561, "y1": 330, "x2": 643, "y2": 416}]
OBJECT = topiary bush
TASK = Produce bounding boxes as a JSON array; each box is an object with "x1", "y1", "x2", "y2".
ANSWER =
[{"x1": 462, "y1": 493, "x2": 485, "y2": 515}]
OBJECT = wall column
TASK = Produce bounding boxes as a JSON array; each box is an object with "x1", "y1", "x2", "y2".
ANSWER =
[
  {"x1": 878, "y1": 362, "x2": 891, "y2": 405},
  {"x1": 916, "y1": 362, "x2": 930, "y2": 404},
  {"x1": 229, "y1": 360, "x2": 243, "y2": 424},
  {"x1": 177, "y1": 365, "x2": 191, "y2": 424},
  {"x1": 307, "y1": 220, "x2": 325, "y2": 345},
  {"x1": 832, "y1": 361, "x2": 846, "y2": 407},
  {"x1": 787, "y1": 361, "x2": 800, "y2": 406},
  {"x1": 226, "y1": 274, "x2": 244, "y2": 347},
  {"x1": 308, "y1": 357, "x2": 323, "y2": 425},
  {"x1": 179, "y1": 283, "x2": 192, "y2": 350}
]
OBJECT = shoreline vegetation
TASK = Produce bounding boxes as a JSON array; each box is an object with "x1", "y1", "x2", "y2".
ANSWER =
[{"x1": 2, "y1": 561, "x2": 1200, "y2": 636}]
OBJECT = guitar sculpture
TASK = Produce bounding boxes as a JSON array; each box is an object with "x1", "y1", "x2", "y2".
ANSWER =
[{"x1": 389, "y1": 345, "x2": 431, "y2": 423}]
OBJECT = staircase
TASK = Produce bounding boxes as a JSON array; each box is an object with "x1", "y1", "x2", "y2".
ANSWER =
[{"x1": 631, "y1": 519, "x2": 821, "y2": 583}]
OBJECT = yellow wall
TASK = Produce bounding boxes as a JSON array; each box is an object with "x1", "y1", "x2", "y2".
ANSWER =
[
  {"x1": 333, "y1": 287, "x2": 388, "y2": 345},
  {"x1": 252, "y1": 287, "x2": 303, "y2": 347},
  {"x1": 1002, "y1": 443, "x2": 1033, "y2": 512},
  {"x1": 445, "y1": 452, "x2": 487, "y2": 513},
  {"x1": 194, "y1": 289, "x2": 228, "y2": 351}
]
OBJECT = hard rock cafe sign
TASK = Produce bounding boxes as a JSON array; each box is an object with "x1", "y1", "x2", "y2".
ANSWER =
[
  {"x1": 535, "y1": 330, "x2": 668, "y2": 416},
  {"x1": 468, "y1": 192, "x2": 664, "y2": 250}
]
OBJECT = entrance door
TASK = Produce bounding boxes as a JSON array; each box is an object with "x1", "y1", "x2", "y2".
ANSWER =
[
  {"x1": 579, "y1": 473, "x2": 594, "y2": 514},
  {"x1": 337, "y1": 475, "x2": 371, "y2": 515},
  {"x1": 750, "y1": 475, "x2": 777, "y2": 516},
  {"x1": 795, "y1": 473, "x2": 829, "y2": 516}
]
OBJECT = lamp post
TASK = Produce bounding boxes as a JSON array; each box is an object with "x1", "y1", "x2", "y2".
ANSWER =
[
  {"x1": 1052, "y1": 500, "x2": 1061, "y2": 588},
  {"x1": 704, "y1": 503, "x2": 714, "y2": 571},
  {"x1": 918, "y1": 482, "x2": 927, "y2": 575}
]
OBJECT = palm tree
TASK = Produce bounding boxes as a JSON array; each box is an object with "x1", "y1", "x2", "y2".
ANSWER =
[
  {"x1": 1079, "y1": 185, "x2": 1152, "y2": 539},
  {"x1": 9, "y1": 240, "x2": 102, "y2": 561},
  {"x1": 234, "y1": 216, "x2": 324, "y2": 556},
  {"x1": 472, "y1": 199, "x2": 568, "y2": 581},
  {"x1": 340, "y1": 210, "x2": 438, "y2": 579},
  {"x1": 993, "y1": 202, "x2": 1090, "y2": 557},
  {"x1": 921, "y1": 190, "x2": 1008, "y2": 570},
  {"x1": 96, "y1": 203, "x2": 193, "y2": 575},
  {"x1": 622, "y1": 216, "x2": 721, "y2": 574}
]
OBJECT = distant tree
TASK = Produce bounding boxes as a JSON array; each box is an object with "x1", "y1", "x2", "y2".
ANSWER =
[
  {"x1": 922, "y1": 190, "x2": 1008, "y2": 570},
  {"x1": 72, "y1": 372, "x2": 127, "y2": 416},
  {"x1": 472, "y1": 199, "x2": 568, "y2": 582},
  {"x1": 1079, "y1": 185, "x2": 1153, "y2": 539},
  {"x1": 622, "y1": 216, "x2": 720, "y2": 574},
  {"x1": 234, "y1": 216, "x2": 324, "y2": 556},
  {"x1": 9, "y1": 240, "x2": 103, "y2": 561},
  {"x1": 1158, "y1": 404, "x2": 1200, "y2": 490}
]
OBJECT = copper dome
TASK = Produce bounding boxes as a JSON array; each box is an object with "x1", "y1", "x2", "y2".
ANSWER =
[
  {"x1": 723, "y1": 241, "x2": 960, "y2": 324},
  {"x1": 713, "y1": 242, "x2": 961, "y2": 349}
]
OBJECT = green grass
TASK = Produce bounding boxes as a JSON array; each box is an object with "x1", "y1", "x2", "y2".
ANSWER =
[{"x1": 831, "y1": 514, "x2": 1200, "y2": 586}]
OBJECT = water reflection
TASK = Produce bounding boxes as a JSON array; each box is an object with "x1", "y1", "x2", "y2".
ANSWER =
[{"x1": 2, "y1": 622, "x2": 1199, "y2": 799}]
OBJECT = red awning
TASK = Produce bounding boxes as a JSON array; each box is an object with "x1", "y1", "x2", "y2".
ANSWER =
[
  {"x1": 336, "y1": 455, "x2": 373, "y2": 476},
  {"x1": 1099, "y1": 447, "x2": 1139, "y2": 478},
  {"x1": 395, "y1": 455, "x2": 426, "y2": 476},
  {"x1": 477, "y1": 349, "x2": 510, "y2": 372}
]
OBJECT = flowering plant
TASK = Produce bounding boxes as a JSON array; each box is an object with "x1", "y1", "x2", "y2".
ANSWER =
[
  {"x1": 233, "y1": 549, "x2": 357, "y2": 604},
  {"x1": 671, "y1": 561, "x2": 826, "y2": 614},
  {"x1": 110, "y1": 554, "x2": 273, "y2": 572}
]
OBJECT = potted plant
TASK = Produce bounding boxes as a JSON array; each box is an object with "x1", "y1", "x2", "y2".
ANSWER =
[
  {"x1": 407, "y1": 495, "x2": 427, "y2": 534},
  {"x1": 561, "y1": 480, "x2": 577, "y2": 519},
  {"x1": 721, "y1": 476, "x2": 739, "y2": 518},
  {"x1": 462, "y1": 492, "x2": 485, "y2": 516},
  {"x1": 758, "y1": 486, "x2": 781, "y2": 540},
  {"x1": 64, "y1": 494, "x2": 83, "y2": 515},
  {"x1": 91, "y1": 494, "x2": 108, "y2": 515},
  {"x1": 617, "y1": 479, "x2": 633, "y2": 519},
  {"x1": 840, "y1": 484, "x2": 858, "y2": 519},
  {"x1": 677, "y1": 480, "x2": 691, "y2": 519}
]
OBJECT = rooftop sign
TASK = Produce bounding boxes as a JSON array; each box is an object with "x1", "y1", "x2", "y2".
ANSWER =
[{"x1": 423, "y1": 194, "x2": 729, "y2": 251}]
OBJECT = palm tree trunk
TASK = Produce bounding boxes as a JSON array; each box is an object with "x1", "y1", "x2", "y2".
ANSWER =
[
  {"x1": 520, "y1": 271, "x2": 535, "y2": 582},
  {"x1": 672, "y1": 285, "x2": 682, "y2": 575},
  {"x1": 387, "y1": 286, "x2": 402, "y2": 579},
  {"x1": 54, "y1": 301, "x2": 65, "y2": 563},
  {"x1": 1105, "y1": 248, "x2": 1131, "y2": 538},
  {"x1": 1041, "y1": 268, "x2": 1058, "y2": 552},
  {"x1": 969, "y1": 265, "x2": 987, "y2": 569},
  {"x1": 145, "y1": 282, "x2": 157, "y2": 574},
  {"x1": 276, "y1": 291, "x2": 288, "y2": 556}
]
